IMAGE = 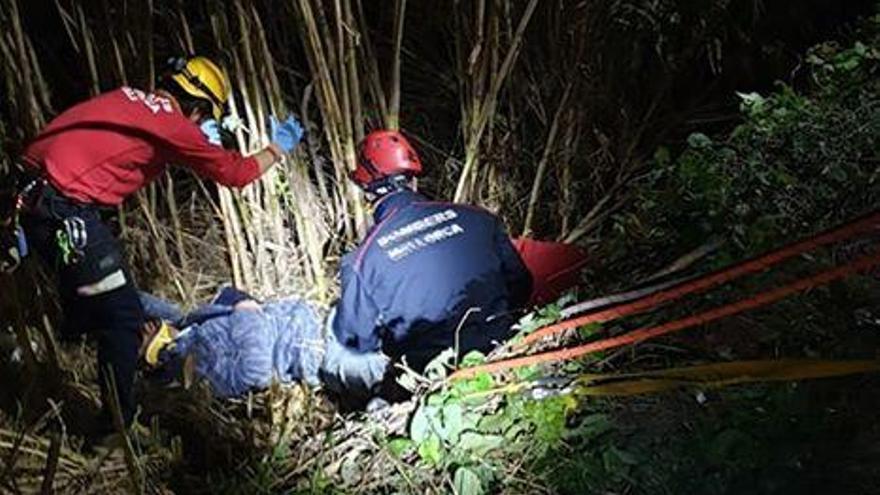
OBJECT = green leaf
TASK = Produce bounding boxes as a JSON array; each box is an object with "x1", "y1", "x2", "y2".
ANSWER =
[
  {"x1": 513, "y1": 364, "x2": 540, "y2": 381},
  {"x1": 577, "y1": 322, "x2": 602, "y2": 339},
  {"x1": 735, "y1": 92, "x2": 765, "y2": 111},
  {"x1": 477, "y1": 411, "x2": 514, "y2": 435},
  {"x1": 417, "y1": 434, "x2": 444, "y2": 466},
  {"x1": 609, "y1": 445, "x2": 639, "y2": 465},
  {"x1": 410, "y1": 404, "x2": 440, "y2": 444},
  {"x1": 453, "y1": 466, "x2": 485, "y2": 495},
  {"x1": 452, "y1": 371, "x2": 494, "y2": 397},
  {"x1": 387, "y1": 438, "x2": 415, "y2": 458},
  {"x1": 565, "y1": 413, "x2": 612, "y2": 439},
  {"x1": 839, "y1": 57, "x2": 860, "y2": 71},
  {"x1": 854, "y1": 41, "x2": 867, "y2": 56},
  {"x1": 459, "y1": 432, "x2": 505, "y2": 456},
  {"x1": 427, "y1": 392, "x2": 447, "y2": 407},
  {"x1": 514, "y1": 312, "x2": 541, "y2": 335},
  {"x1": 459, "y1": 350, "x2": 487, "y2": 367},
  {"x1": 503, "y1": 419, "x2": 531, "y2": 441},
  {"x1": 441, "y1": 403, "x2": 465, "y2": 443}
]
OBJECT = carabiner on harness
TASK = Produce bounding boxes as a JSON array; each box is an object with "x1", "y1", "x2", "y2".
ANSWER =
[{"x1": 56, "y1": 216, "x2": 87, "y2": 265}]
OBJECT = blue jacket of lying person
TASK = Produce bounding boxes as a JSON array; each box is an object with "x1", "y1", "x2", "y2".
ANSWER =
[{"x1": 139, "y1": 288, "x2": 325, "y2": 398}]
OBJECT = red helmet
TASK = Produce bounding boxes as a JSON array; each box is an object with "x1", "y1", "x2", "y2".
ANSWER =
[{"x1": 352, "y1": 130, "x2": 423, "y2": 187}]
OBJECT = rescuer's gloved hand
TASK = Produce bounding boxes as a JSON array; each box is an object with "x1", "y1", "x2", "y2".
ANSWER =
[
  {"x1": 199, "y1": 119, "x2": 222, "y2": 146},
  {"x1": 221, "y1": 114, "x2": 244, "y2": 132},
  {"x1": 269, "y1": 115, "x2": 304, "y2": 153}
]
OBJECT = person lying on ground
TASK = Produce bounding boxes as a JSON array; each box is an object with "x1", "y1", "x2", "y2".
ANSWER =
[
  {"x1": 138, "y1": 288, "x2": 388, "y2": 399},
  {"x1": 138, "y1": 235, "x2": 590, "y2": 403},
  {"x1": 7, "y1": 55, "x2": 304, "y2": 431}
]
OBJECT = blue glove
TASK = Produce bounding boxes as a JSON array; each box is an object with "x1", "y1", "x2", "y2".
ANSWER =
[
  {"x1": 221, "y1": 114, "x2": 244, "y2": 132},
  {"x1": 270, "y1": 115, "x2": 304, "y2": 153},
  {"x1": 200, "y1": 119, "x2": 222, "y2": 146}
]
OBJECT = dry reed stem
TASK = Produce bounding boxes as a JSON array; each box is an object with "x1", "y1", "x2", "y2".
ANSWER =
[
  {"x1": 386, "y1": 0, "x2": 407, "y2": 130},
  {"x1": 39, "y1": 431, "x2": 62, "y2": 495},
  {"x1": 453, "y1": 0, "x2": 539, "y2": 203},
  {"x1": 5, "y1": 0, "x2": 45, "y2": 135},
  {"x1": 522, "y1": 81, "x2": 573, "y2": 236},
  {"x1": 105, "y1": 372, "x2": 144, "y2": 495},
  {"x1": 354, "y1": 0, "x2": 388, "y2": 121}
]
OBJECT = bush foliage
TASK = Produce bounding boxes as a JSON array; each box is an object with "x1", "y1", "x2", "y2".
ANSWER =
[
  {"x1": 394, "y1": 15, "x2": 880, "y2": 494},
  {"x1": 601, "y1": 17, "x2": 880, "y2": 280}
]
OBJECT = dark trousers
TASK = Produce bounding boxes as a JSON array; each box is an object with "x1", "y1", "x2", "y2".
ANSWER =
[{"x1": 22, "y1": 192, "x2": 143, "y2": 427}]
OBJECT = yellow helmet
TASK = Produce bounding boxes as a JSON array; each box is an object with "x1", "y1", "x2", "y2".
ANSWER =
[{"x1": 170, "y1": 56, "x2": 230, "y2": 120}]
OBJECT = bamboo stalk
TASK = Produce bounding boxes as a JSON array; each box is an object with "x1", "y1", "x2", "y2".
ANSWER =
[
  {"x1": 522, "y1": 82, "x2": 573, "y2": 236},
  {"x1": 453, "y1": 0, "x2": 538, "y2": 203},
  {"x1": 26, "y1": 36, "x2": 53, "y2": 119},
  {"x1": 557, "y1": 117, "x2": 580, "y2": 238},
  {"x1": 75, "y1": 3, "x2": 100, "y2": 95},
  {"x1": 332, "y1": 0, "x2": 366, "y2": 236},
  {"x1": 296, "y1": 0, "x2": 365, "y2": 239},
  {"x1": 164, "y1": 175, "x2": 191, "y2": 280},
  {"x1": 302, "y1": 83, "x2": 333, "y2": 206},
  {"x1": 354, "y1": 0, "x2": 388, "y2": 120},
  {"x1": 386, "y1": 0, "x2": 407, "y2": 130},
  {"x1": 252, "y1": 5, "x2": 295, "y2": 288},
  {"x1": 39, "y1": 431, "x2": 61, "y2": 495},
  {"x1": 235, "y1": 1, "x2": 274, "y2": 290},
  {"x1": 177, "y1": 0, "x2": 194, "y2": 53},
  {"x1": 136, "y1": 195, "x2": 180, "y2": 286},
  {"x1": 144, "y1": 0, "x2": 155, "y2": 90},
  {"x1": 104, "y1": 372, "x2": 144, "y2": 495},
  {"x1": 343, "y1": 0, "x2": 365, "y2": 144},
  {"x1": 8, "y1": 0, "x2": 43, "y2": 134}
]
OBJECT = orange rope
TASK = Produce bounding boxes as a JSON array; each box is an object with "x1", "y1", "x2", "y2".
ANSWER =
[
  {"x1": 520, "y1": 210, "x2": 880, "y2": 346},
  {"x1": 450, "y1": 250, "x2": 880, "y2": 380}
]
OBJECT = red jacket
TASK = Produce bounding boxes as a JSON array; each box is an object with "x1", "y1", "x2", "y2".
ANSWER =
[{"x1": 23, "y1": 87, "x2": 261, "y2": 206}]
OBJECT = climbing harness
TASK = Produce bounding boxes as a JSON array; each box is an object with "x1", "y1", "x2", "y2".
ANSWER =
[
  {"x1": 1, "y1": 173, "x2": 91, "y2": 270},
  {"x1": 451, "y1": 210, "x2": 880, "y2": 381}
]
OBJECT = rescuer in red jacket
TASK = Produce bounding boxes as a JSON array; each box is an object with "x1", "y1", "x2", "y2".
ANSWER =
[{"x1": 16, "y1": 56, "x2": 303, "y2": 432}]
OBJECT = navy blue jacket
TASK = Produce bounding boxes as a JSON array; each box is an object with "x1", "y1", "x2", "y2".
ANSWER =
[{"x1": 332, "y1": 190, "x2": 532, "y2": 370}]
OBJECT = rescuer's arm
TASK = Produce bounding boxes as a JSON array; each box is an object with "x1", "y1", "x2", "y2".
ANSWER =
[
  {"x1": 332, "y1": 254, "x2": 384, "y2": 354},
  {"x1": 166, "y1": 120, "x2": 301, "y2": 187},
  {"x1": 254, "y1": 143, "x2": 286, "y2": 174}
]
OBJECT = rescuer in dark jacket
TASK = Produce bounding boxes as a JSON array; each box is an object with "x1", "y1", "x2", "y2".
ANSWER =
[{"x1": 327, "y1": 130, "x2": 532, "y2": 396}]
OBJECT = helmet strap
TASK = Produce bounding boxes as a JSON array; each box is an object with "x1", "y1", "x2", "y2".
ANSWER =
[
  {"x1": 166, "y1": 56, "x2": 187, "y2": 73},
  {"x1": 364, "y1": 174, "x2": 411, "y2": 202}
]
